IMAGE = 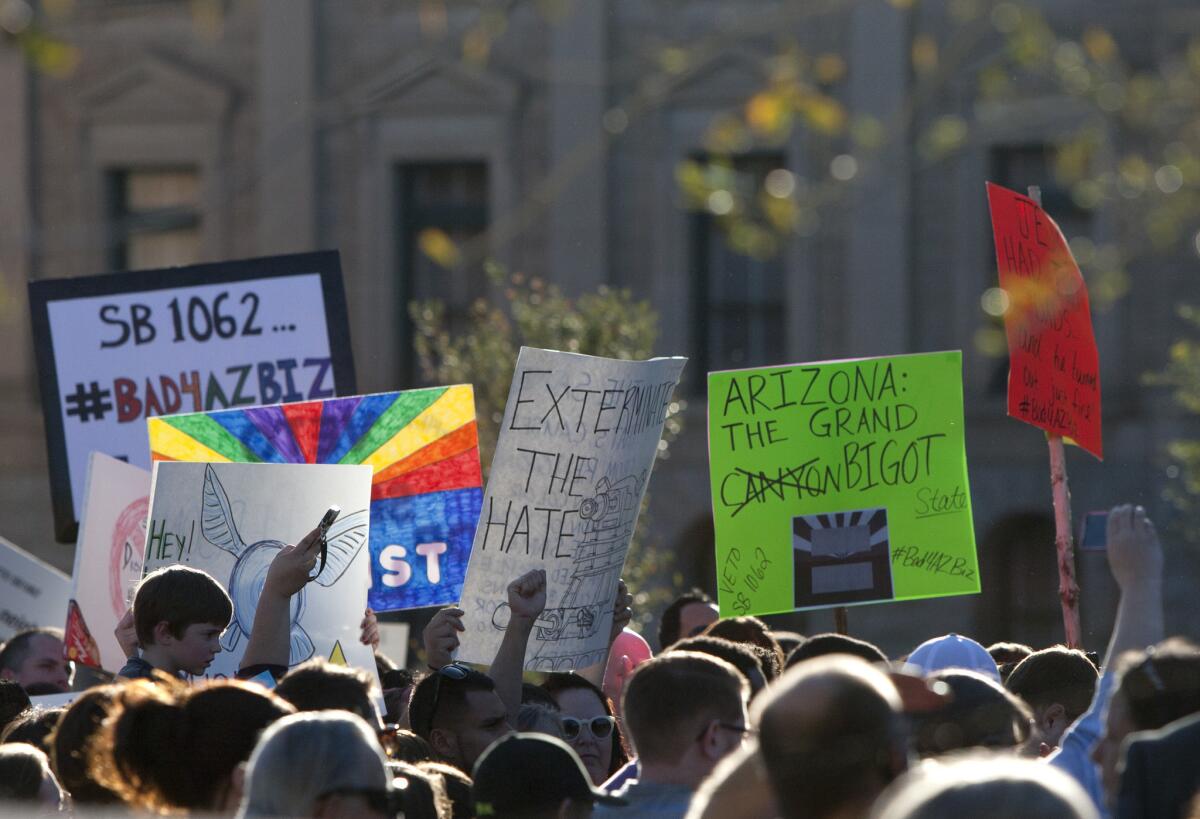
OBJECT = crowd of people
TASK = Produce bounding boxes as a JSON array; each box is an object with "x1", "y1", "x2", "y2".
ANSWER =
[{"x1": 0, "y1": 502, "x2": 1197, "y2": 818}]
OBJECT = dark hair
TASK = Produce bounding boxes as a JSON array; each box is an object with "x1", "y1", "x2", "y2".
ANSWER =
[
  {"x1": 0, "y1": 706, "x2": 65, "y2": 754},
  {"x1": 1115, "y1": 638, "x2": 1200, "y2": 732},
  {"x1": 622, "y1": 652, "x2": 748, "y2": 764},
  {"x1": 0, "y1": 628, "x2": 64, "y2": 675},
  {"x1": 521, "y1": 682, "x2": 561, "y2": 711},
  {"x1": 390, "y1": 728, "x2": 436, "y2": 764},
  {"x1": 786, "y1": 633, "x2": 890, "y2": 668},
  {"x1": 133, "y1": 566, "x2": 233, "y2": 645},
  {"x1": 408, "y1": 666, "x2": 496, "y2": 741},
  {"x1": 670, "y1": 635, "x2": 767, "y2": 696},
  {"x1": 771, "y1": 631, "x2": 805, "y2": 656},
  {"x1": 275, "y1": 658, "x2": 378, "y2": 725},
  {"x1": 0, "y1": 680, "x2": 31, "y2": 732},
  {"x1": 49, "y1": 686, "x2": 121, "y2": 805},
  {"x1": 418, "y1": 760, "x2": 474, "y2": 819},
  {"x1": 988, "y1": 642, "x2": 1034, "y2": 683},
  {"x1": 1005, "y1": 646, "x2": 1097, "y2": 723},
  {"x1": 382, "y1": 667, "x2": 417, "y2": 690},
  {"x1": 540, "y1": 673, "x2": 631, "y2": 777},
  {"x1": 658, "y1": 589, "x2": 714, "y2": 650},
  {"x1": 0, "y1": 742, "x2": 52, "y2": 801},
  {"x1": 704, "y1": 617, "x2": 784, "y2": 679},
  {"x1": 375, "y1": 650, "x2": 399, "y2": 676},
  {"x1": 914, "y1": 671, "x2": 1033, "y2": 757},
  {"x1": 388, "y1": 760, "x2": 451, "y2": 819},
  {"x1": 91, "y1": 677, "x2": 294, "y2": 811}
]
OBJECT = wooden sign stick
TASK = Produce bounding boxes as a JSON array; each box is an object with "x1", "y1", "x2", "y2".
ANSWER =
[
  {"x1": 1028, "y1": 185, "x2": 1082, "y2": 650},
  {"x1": 834, "y1": 606, "x2": 849, "y2": 635}
]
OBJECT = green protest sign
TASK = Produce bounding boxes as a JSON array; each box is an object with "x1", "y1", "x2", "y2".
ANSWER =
[{"x1": 708, "y1": 351, "x2": 978, "y2": 616}]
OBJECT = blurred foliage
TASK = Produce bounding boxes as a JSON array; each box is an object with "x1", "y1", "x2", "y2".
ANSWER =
[
  {"x1": 1147, "y1": 305, "x2": 1200, "y2": 544},
  {"x1": 410, "y1": 261, "x2": 687, "y2": 631}
]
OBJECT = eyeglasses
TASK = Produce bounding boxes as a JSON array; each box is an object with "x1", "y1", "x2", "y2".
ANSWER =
[
  {"x1": 561, "y1": 715, "x2": 616, "y2": 741},
  {"x1": 696, "y1": 720, "x2": 757, "y2": 742},
  {"x1": 417, "y1": 662, "x2": 472, "y2": 737}
]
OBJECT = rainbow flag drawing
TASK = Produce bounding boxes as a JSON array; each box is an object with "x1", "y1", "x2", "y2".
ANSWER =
[{"x1": 148, "y1": 386, "x2": 483, "y2": 611}]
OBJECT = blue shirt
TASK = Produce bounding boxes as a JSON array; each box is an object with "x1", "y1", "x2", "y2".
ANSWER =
[
  {"x1": 1048, "y1": 669, "x2": 1113, "y2": 818},
  {"x1": 593, "y1": 779, "x2": 695, "y2": 819}
]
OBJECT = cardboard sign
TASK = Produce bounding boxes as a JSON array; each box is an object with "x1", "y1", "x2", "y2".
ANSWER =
[
  {"x1": 144, "y1": 462, "x2": 377, "y2": 682},
  {"x1": 0, "y1": 536, "x2": 71, "y2": 643},
  {"x1": 707, "y1": 352, "x2": 978, "y2": 615},
  {"x1": 64, "y1": 453, "x2": 151, "y2": 672},
  {"x1": 148, "y1": 387, "x2": 483, "y2": 612},
  {"x1": 456, "y1": 348, "x2": 686, "y2": 671},
  {"x1": 28, "y1": 251, "x2": 356, "y2": 541},
  {"x1": 986, "y1": 183, "x2": 1102, "y2": 459}
]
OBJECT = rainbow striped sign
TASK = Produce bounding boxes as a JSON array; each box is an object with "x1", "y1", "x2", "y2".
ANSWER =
[{"x1": 148, "y1": 386, "x2": 483, "y2": 611}]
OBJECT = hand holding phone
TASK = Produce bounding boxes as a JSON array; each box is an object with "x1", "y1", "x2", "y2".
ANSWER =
[{"x1": 309, "y1": 505, "x2": 340, "y2": 581}]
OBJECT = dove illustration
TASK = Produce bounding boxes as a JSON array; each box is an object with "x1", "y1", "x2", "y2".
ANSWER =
[{"x1": 200, "y1": 464, "x2": 369, "y2": 665}]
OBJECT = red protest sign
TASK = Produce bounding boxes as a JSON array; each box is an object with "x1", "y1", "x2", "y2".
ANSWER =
[{"x1": 986, "y1": 182, "x2": 1102, "y2": 460}]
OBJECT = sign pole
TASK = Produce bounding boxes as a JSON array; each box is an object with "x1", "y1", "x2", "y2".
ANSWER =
[
  {"x1": 1028, "y1": 185, "x2": 1082, "y2": 650},
  {"x1": 834, "y1": 606, "x2": 849, "y2": 635}
]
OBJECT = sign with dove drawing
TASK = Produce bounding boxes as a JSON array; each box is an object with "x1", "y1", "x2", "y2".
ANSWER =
[{"x1": 144, "y1": 461, "x2": 377, "y2": 681}]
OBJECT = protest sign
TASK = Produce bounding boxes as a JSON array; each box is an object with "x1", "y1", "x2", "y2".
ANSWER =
[
  {"x1": 456, "y1": 348, "x2": 686, "y2": 671},
  {"x1": 28, "y1": 251, "x2": 355, "y2": 541},
  {"x1": 986, "y1": 182, "x2": 1102, "y2": 459},
  {"x1": 708, "y1": 351, "x2": 978, "y2": 616},
  {"x1": 0, "y1": 536, "x2": 70, "y2": 643},
  {"x1": 143, "y1": 461, "x2": 377, "y2": 682},
  {"x1": 147, "y1": 386, "x2": 483, "y2": 612},
  {"x1": 64, "y1": 453, "x2": 151, "y2": 672}
]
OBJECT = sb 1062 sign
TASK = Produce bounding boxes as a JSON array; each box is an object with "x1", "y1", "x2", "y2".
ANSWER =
[
  {"x1": 707, "y1": 351, "x2": 979, "y2": 616},
  {"x1": 29, "y1": 251, "x2": 355, "y2": 542}
]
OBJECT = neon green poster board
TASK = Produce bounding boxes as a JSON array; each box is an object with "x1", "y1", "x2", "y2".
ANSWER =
[{"x1": 708, "y1": 351, "x2": 979, "y2": 616}]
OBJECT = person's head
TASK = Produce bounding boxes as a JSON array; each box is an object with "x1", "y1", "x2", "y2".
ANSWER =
[
  {"x1": 1004, "y1": 646, "x2": 1098, "y2": 748},
  {"x1": 408, "y1": 663, "x2": 511, "y2": 773},
  {"x1": 670, "y1": 635, "x2": 768, "y2": 696},
  {"x1": 771, "y1": 630, "x2": 805, "y2": 657},
  {"x1": 601, "y1": 627, "x2": 653, "y2": 717},
  {"x1": 786, "y1": 633, "x2": 890, "y2": 669},
  {"x1": 519, "y1": 703, "x2": 567, "y2": 739},
  {"x1": 133, "y1": 565, "x2": 233, "y2": 675},
  {"x1": 621, "y1": 652, "x2": 750, "y2": 786},
  {"x1": 987, "y1": 642, "x2": 1034, "y2": 682},
  {"x1": 239, "y1": 710, "x2": 392, "y2": 819},
  {"x1": 0, "y1": 628, "x2": 70, "y2": 693},
  {"x1": 1092, "y1": 638, "x2": 1200, "y2": 807},
  {"x1": 703, "y1": 616, "x2": 784, "y2": 678},
  {"x1": 92, "y1": 677, "x2": 294, "y2": 812},
  {"x1": 472, "y1": 733, "x2": 625, "y2": 819},
  {"x1": 871, "y1": 753, "x2": 1098, "y2": 819},
  {"x1": 0, "y1": 706, "x2": 65, "y2": 755},
  {"x1": 275, "y1": 658, "x2": 381, "y2": 727},
  {"x1": 389, "y1": 728, "x2": 436, "y2": 764},
  {"x1": 754, "y1": 655, "x2": 908, "y2": 819},
  {"x1": 686, "y1": 743, "x2": 779, "y2": 819},
  {"x1": 417, "y1": 760, "x2": 473, "y2": 819},
  {"x1": 381, "y1": 666, "x2": 418, "y2": 725},
  {"x1": 0, "y1": 742, "x2": 67, "y2": 812},
  {"x1": 905, "y1": 633, "x2": 1000, "y2": 683},
  {"x1": 541, "y1": 673, "x2": 631, "y2": 786},
  {"x1": 913, "y1": 671, "x2": 1033, "y2": 758},
  {"x1": 0, "y1": 679, "x2": 31, "y2": 734},
  {"x1": 388, "y1": 760, "x2": 451, "y2": 819},
  {"x1": 48, "y1": 685, "x2": 121, "y2": 805},
  {"x1": 658, "y1": 589, "x2": 719, "y2": 650}
]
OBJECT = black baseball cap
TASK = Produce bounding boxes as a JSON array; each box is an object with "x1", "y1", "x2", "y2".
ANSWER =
[{"x1": 472, "y1": 733, "x2": 626, "y2": 816}]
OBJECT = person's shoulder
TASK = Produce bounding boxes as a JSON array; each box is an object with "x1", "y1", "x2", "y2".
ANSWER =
[{"x1": 117, "y1": 656, "x2": 158, "y2": 680}]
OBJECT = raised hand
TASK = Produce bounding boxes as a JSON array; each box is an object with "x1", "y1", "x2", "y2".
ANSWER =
[
  {"x1": 423, "y1": 606, "x2": 465, "y2": 669},
  {"x1": 360, "y1": 607, "x2": 381, "y2": 648},
  {"x1": 262, "y1": 525, "x2": 322, "y2": 599},
  {"x1": 1106, "y1": 504, "x2": 1164, "y2": 593},
  {"x1": 507, "y1": 569, "x2": 547, "y2": 623},
  {"x1": 115, "y1": 607, "x2": 139, "y2": 659}
]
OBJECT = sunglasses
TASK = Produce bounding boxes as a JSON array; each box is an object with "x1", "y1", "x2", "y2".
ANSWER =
[
  {"x1": 561, "y1": 715, "x2": 616, "y2": 741},
  {"x1": 417, "y1": 662, "x2": 472, "y2": 737}
]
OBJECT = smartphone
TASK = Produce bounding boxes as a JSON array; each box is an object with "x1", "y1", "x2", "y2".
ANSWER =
[
  {"x1": 1078, "y1": 510, "x2": 1108, "y2": 551},
  {"x1": 309, "y1": 505, "x2": 340, "y2": 581}
]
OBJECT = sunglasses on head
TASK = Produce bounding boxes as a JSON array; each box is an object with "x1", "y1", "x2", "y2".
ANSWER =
[
  {"x1": 561, "y1": 714, "x2": 616, "y2": 741},
  {"x1": 418, "y1": 662, "x2": 472, "y2": 736}
]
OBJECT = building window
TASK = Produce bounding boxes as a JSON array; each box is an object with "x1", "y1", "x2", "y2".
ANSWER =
[
  {"x1": 107, "y1": 168, "x2": 202, "y2": 271},
  {"x1": 395, "y1": 161, "x2": 490, "y2": 387},
  {"x1": 689, "y1": 154, "x2": 788, "y2": 391},
  {"x1": 986, "y1": 145, "x2": 1092, "y2": 394}
]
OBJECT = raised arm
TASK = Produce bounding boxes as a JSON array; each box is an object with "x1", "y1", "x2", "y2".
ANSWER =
[
  {"x1": 421, "y1": 606, "x2": 465, "y2": 670},
  {"x1": 239, "y1": 525, "x2": 322, "y2": 674},
  {"x1": 1102, "y1": 504, "x2": 1164, "y2": 666},
  {"x1": 491, "y1": 569, "x2": 547, "y2": 726}
]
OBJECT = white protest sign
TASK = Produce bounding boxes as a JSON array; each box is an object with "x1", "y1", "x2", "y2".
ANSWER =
[
  {"x1": 28, "y1": 251, "x2": 355, "y2": 541},
  {"x1": 64, "y1": 453, "x2": 151, "y2": 672},
  {"x1": 0, "y1": 536, "x2": 71, "y2": 643},
  {"x1": 144, "y1": 462, "x2": 377, "y2": 683},
  {"x1": 456, "y1": 347, "x2": 686, "y2": 671}
]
